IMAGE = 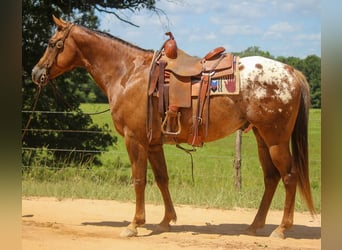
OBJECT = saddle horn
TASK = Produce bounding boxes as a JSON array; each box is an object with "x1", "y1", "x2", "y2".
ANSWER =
[{"x1": 164, "y1": 32, "x2": 177, "y2": 59}]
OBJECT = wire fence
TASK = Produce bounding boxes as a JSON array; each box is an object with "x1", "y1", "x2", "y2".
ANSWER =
[
  {"x1": 21, "y1": 109, "x2": 321, "y2": 212},
  {"x1": 21, "y1": 109, "x2": 321, "y2": 174}
]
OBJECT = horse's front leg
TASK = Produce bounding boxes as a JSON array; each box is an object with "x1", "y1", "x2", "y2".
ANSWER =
[
  {"x1": 148, "y1": 143, "x2": 177, "y2": 232},
  {"x1": 120, "y1": 134, "x2": 148, "y2": 237}
]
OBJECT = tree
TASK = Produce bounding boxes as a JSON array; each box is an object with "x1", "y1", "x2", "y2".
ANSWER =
[
  {"x1": 277, "y1": 55, "x2": 321, "y2": 108},
  {"x1": 234, "y1": 46, "x2": 274, "y2": 59},
  {"x1": 22, "y1": 0, "x2": 161, "y2": 167},
  {"x1": 302, "y1": 55, "x2": 321, "y2": 108}
]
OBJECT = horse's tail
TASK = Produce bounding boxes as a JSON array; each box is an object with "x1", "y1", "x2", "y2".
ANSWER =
[{"x1": 292, "y1": 69, "x2": 315, "y2": 215}]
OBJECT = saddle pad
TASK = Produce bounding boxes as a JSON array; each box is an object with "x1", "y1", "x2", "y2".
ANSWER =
[
  {"x1": 192, "y1": 73, "x2": 240, "y2": 96},
  {"x1": 211, "y1": 56, "x2": 240, "y2": 95},
  {"x1": 210, "y1": 75, "x2": 240, "y2": 95}
]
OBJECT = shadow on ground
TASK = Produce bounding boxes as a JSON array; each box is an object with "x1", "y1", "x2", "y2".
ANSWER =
[{"x1": 81, "y1": 220, "x2": 321, "y2": 239}]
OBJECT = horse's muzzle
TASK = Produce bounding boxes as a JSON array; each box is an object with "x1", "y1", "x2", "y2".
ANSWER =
[{"x1": 32, "y1": 66, "x2": 49, "y2": 86}]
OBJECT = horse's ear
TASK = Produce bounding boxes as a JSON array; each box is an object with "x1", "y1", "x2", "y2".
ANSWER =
[{"x1": 52, "y1": 15, "x2": 67, "y2": 28}]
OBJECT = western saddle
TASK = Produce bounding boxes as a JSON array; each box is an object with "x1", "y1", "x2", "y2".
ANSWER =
[{"x1": 147, "y1": 32, "x2": 239, "y2": 147}]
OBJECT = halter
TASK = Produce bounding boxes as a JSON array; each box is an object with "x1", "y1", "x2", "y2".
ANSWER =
[{"x1": 40, "y1": 22, "x2": 74, "y2": 86}]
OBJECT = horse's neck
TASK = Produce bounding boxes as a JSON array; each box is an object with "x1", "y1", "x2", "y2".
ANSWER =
[{"x1": 74, "y1": 27, "x2": 152, "y2": 94}]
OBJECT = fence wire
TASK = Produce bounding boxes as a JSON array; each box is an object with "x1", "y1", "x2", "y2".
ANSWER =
[{"x1": 21, "y1": 109, "x2": 321, "y2": 170}]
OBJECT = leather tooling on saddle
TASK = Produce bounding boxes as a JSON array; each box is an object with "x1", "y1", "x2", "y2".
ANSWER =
[{"x1": 147, "y1": 32, "x2": 240, "y2": 147}]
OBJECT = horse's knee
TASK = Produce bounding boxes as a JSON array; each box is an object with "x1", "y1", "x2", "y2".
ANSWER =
[{"x1": 133, "y1": 178, "x2": 146, "y2": 188}]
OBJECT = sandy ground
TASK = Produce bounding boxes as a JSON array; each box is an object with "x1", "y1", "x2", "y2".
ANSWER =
[{"x1": 22, "y1": 197, "x2": 321, "y2": 249}]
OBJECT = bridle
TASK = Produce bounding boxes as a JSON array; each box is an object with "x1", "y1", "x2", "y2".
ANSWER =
[
  {"x1": 39, "y1": 22, "x2": 74, "y2": 86},
  {"x1": 23, "y1": 22, "x2": 74, "y2": 140}
]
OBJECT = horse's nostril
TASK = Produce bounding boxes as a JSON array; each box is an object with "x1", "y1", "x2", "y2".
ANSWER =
[{"x1": 39, "y1": 73, "x2": 48, "y2": 85}]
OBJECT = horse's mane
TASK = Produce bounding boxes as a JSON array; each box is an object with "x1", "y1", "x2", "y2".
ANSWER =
[{"x1": 77, "y1": 24, "x2": 154, "y2": 53}]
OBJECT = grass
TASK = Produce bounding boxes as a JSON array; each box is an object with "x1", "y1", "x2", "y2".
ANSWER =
[{"x1": 22, "y1": 104, "x2": 321, "y2": 213}]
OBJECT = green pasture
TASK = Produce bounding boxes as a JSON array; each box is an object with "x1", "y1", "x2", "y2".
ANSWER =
[{"x1": 22, "y1": 104, "x2": 321, "y2": 212}]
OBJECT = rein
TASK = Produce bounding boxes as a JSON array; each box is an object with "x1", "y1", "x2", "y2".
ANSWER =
[
  {"x1": 22, "y1": 85, "x2": 42, "y2": 141},
  {"x1": 176, "y1": 144, "x2": 196, "y2": 183}
]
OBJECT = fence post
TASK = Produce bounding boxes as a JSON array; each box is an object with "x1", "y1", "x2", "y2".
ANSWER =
[{"x1": 233, "y1": 129, "x2": 242, "y2": 191}]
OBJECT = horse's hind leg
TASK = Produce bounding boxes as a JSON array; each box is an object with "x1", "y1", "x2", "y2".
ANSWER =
[
  {"x1": 246, "y1": 128, "x2": 281, "y2": 235},
  {"x1": 248, "y1": 128, "x2": 298, "y2": 239},
  {"x1": 268, "y1": 142, "x2": 298, "y2": 239},
  {"x1": 120, "y1": 134, "x2": 148, "y2": 237},
  {"x1": 148, "y1": 144, "x2": 177, "y2": 232}
]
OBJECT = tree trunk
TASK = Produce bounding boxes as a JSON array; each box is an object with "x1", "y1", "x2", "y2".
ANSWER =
[{"x1": 233, "y1": 129, "x2": 242, "y2": 191}]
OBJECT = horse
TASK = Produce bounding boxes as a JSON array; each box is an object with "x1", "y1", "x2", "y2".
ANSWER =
[{"x1": 32, "y1": 16, "x2": 315, "y2": 239}]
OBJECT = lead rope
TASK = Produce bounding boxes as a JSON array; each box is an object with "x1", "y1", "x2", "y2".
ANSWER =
[{"x1": 22, "y1": 85, "x2": 42, "y2": 141}]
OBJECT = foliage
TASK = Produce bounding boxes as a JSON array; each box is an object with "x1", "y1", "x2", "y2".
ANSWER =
[
  {"x1": 234, "y1": 46, "x2": 274, "y2": 59},
  {"x1": 301, "y1": 55, "x2": 321, "y2": 108},
  {"x1": 22, "y1": 0, "x2": 160, "y2": 167}
]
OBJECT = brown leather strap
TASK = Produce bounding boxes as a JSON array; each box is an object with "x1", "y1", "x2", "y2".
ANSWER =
[
  {"x1": 147, "y1": 95, "x2": 153, "y2": 143},
  {"x1": 158, "y1": 60, "x2": 166, "y2": 116},
  {"x1": 199, "y1": 74, "x2": 209, "y2": 102},
  {"x1": 197, "y1": 74, "x2": 210, "y2": 130},
  {"x1": 191, "y1": 73, "x2": 211, "y2": 146},
  {"x1": 164, "y1": 83, "x2": 169, "y2": 114}
]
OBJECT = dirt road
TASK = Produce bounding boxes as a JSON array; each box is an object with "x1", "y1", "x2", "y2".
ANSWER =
[{"x1": 22, "y1": 197, "x2": 321, "y2": 249}]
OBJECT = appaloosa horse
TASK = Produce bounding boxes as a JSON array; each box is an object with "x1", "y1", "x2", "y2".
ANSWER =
[{"x1": 32, "y1": 16, "x2": 315, "y2": 239}]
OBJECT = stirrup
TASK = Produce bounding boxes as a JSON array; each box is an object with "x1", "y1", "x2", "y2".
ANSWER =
[{"x1": 161, "y1": 110, "x2": 182, "y2": 136}]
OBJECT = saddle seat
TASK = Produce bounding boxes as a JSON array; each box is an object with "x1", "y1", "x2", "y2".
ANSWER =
[{"x1": 161, "y1": 47, "x2": 235, "y2": 78}]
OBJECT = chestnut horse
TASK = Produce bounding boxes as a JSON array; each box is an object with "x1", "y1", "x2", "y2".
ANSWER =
[{"x1": 32, "y1": 16, "x2": 315, "y2": 239}]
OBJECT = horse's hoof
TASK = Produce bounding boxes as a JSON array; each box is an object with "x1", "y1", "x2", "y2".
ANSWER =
[
  {"x1": 120, "y1": 227, "x2": 138, "y2": 237},
  {"x1": 270, "y1": 230, "x2": 285, "y2": 239}
]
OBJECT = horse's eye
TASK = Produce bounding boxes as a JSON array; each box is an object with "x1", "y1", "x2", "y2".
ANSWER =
[{"x1": 56, "y1": 40, "x2": 64, "y2": 49}]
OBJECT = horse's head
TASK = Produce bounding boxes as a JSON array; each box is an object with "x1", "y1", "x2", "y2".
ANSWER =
[{"x1": 32, "y1": 15, "x2": 77, "y2": 86}]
